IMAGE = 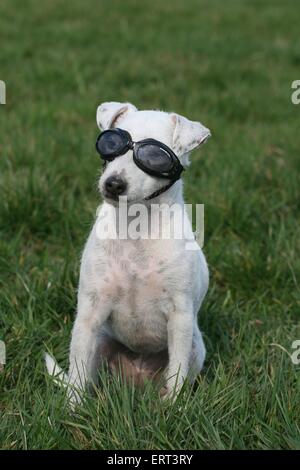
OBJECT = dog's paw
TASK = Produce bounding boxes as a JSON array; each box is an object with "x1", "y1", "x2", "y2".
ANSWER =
[
  {"x1": 66, "y1": 385, "x2": 83, "y2": 411},
  {"x1": 160, "y1": 384, "x2": 182, "y2": 402},
  {"x1": 159, "y1": 385, "x2": 168, "y2": 399},
  {"x1": 162, "y1": 374, "x2": 185, "y2": 402}
]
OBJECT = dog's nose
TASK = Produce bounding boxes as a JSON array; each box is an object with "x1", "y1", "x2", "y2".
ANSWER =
[{"x1": 105, "y1": 175, "x2": 127, "y2": 197}]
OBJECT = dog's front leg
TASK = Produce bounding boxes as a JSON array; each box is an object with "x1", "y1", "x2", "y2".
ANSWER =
[
  {"x1": 165, "y1": 297, "x2": 194, "y2": 399},
  {"x1": 68, "y1": 292, "x2": 110, "y2": 404}
]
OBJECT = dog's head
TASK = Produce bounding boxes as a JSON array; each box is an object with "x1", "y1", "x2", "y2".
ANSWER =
[{"x1": 96, "y1": 102, "x2": 211, "y2": 204}]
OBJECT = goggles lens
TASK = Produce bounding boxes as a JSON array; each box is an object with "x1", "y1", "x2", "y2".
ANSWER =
[
  {"x1": 135, "y1": 143, "x2": 173, "y2": 173},
  {"x1": 96, "y1": 129, "x2": 128, "y2": 158}
]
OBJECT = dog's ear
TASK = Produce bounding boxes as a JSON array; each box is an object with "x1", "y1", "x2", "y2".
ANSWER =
[
  {"x1": 96, "y1": 102, "x2": 137, "y2": 130},
  {"x1": 171, "y1": 113, "x2": 211, "y2": 159}
]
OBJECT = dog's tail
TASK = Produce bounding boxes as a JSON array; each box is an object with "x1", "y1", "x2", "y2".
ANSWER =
[{"x1": 45, "y1": 353, "x2": 69, "y2": 387}]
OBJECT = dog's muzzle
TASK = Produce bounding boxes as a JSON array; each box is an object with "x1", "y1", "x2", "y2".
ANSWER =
[{"x1": 104, "y1": 175, "x2": 127, "y2": 199}]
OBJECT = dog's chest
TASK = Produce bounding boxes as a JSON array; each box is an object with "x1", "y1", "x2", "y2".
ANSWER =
[{"x1": 100, "y1": 240, "x2": 177, "y2": 352}]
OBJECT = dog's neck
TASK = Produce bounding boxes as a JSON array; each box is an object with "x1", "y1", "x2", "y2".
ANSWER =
[{"x1": 143, "y1": 179, "x2": 184, "y2": 207}]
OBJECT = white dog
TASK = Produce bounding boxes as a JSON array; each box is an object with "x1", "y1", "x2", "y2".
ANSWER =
[{"x1": 46, "y1": 102, "x2": 211, "y2": 403}]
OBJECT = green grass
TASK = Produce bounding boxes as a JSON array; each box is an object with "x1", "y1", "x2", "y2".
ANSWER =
[{"x1": 1, "y1": 0, "x2": 300, "y2": 450}]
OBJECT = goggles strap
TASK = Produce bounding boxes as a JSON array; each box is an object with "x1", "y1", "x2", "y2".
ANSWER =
[{"x1": 144, "y1": 178, "x2": 179, "y2": 201}]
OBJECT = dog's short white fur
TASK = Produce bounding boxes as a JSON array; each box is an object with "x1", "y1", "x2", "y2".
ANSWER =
[{"x1": 46, "y1": 102, "x2": 211, "y2": 403}]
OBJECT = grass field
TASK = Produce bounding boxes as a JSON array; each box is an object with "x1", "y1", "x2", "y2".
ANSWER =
[{"x1": 1, "y1": 0, "x2": 300, "y2": 450}]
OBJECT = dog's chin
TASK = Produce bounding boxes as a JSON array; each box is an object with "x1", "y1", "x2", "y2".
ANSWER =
[
  {"x1": 101, "y1": 191, "x2": 146, "y2": 206},
  {"x1": 101, "y1": 193, "x2": 119, "y2": 207}
]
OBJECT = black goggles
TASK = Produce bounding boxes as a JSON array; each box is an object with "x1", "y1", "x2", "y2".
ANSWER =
[{"x1": 96, "y1": 128, "x2": 184, "y2": 181}]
